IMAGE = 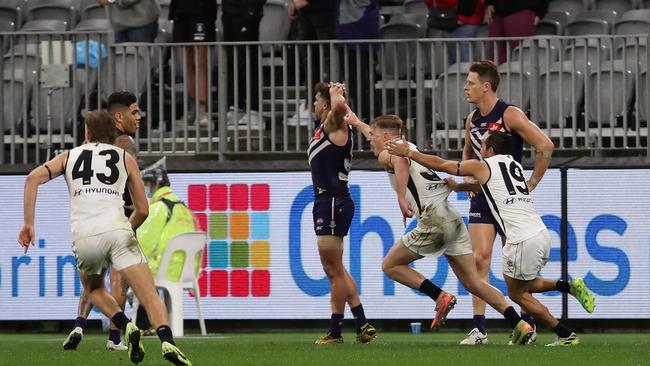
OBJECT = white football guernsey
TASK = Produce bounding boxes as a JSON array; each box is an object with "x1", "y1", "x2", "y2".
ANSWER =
[
  {"x1": 388, "y1": 143, "x2": 452, "y2": 221},
  {"x1": 481, "y1": 154, "x2": 546, "y2": 244},
  {"x1": 64, "y1": 142, "x2": 131, "y2": 241}
]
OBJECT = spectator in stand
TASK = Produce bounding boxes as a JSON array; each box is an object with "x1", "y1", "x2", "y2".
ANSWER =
[
  {"x1": 426, "y1": 0, "x2": 485, "y2": 64},
  {"x1": 337, "y1": 0, "x2": 381, "y2": 123},
  {"x1": 222, "y1": 0, "x2": 267, "y2": 130},
  {"x1": 287, "y1": 0, "x2": 337, "y2": 126},
  {"x1": 169, "y1": 0, "x2": 217, "y2": 126},
  {"x1": 486, "y1": 0, "x2": 548, "y2": 64},
  {"x1": 100, "y1": 0, "x2": 159, "y2": 43}
]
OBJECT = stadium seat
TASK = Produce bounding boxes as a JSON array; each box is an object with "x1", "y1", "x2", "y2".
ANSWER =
[
  {"x1": 132, "y1": 232, "x2": 208, "y2": 337},
  {"x1": 586, "y1": 60, "x2": 635, "y2": 125},
  {"x1": 381, "y1": 14, "x2": 426, "y2": 79},
  {"x1": 539, "y1": 61, "x2": 585, "y2": 127},
  {"x1": 26, "y1": 0, "x2": 77, "y2": 30},
  {"x1": 567, "y1": 10, "x2": 620, "y2": 35},
  {"x1": 614, "y1": 10, "x2": 650, "y2": 36},
  {"x1": 20, "y1": 19, "x2": 68, "y2": 32},
  {"x1": 498, "y1": 62, "x2": 531, "y2": 111},
  {"x1": 548, "y1": 0, "x2": 585, "y2": 19},
  {"x1": 434, "y1": 62, "x2": 471, "y2": 127},
  {"x1": 615, "y1": 38, "x2": 647, "y2": 70},
  {"x1": 536, "y1": 11, "x2": 570, "y2": 35},
  {"x1": 3, "y1": 43, "x2": 40, "y2": 78},
  {"x1": 591, "y1": 0, "x2": 635, "y2": 15},
  {"x1": 101, "y1": 45, "x2": 149, "y2": 97},
  {"x1": 74, "y1": 18, "x2": 110, "y2": 31},
  {"x1": 0, "y1": 0, "x2": 23, "y2": 29},
  {"x1": 563, "y1": 39, "x2": 612, "y2": 72},
  {"x1": 511, "y1": 37, "x2": 560, "y2": 70},
  {"x1": 79, "y1": 3, "x2": 107, "y2": 20},
  {"x1": 425, "y1": 28, "x2": 448, "y2": 77},
  {"x1": 403, "y1": 0, "x2": 427, "y2": 14},
  {"x1": 2, "y1": 69, "x2": 31, "y2": 134}
]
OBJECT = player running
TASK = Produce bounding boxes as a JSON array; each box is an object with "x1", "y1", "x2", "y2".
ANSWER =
[
  {"x1": 388, "y1": 131, "x2": 595, "y2": 346},
  {"x1": 19, "y1": 111, "x2": 192, "y2": 364},
  {"x1": 347, "y1": 113, "x2": 535, "y2": 344},
  {"x1": 63, "y1": 91, "x2": 142, "y2": 351},
  {"x1": 308, "y1": 82, "x2": 376, "y2": 345}
]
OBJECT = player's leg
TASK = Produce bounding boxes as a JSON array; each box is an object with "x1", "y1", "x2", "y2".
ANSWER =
[
  {"x1": 106, "y1": 267, "x2": 129, "y2": 350},
  {"x1": 342, "y1": 269, "x2": 376, "y2": 343},
  {"x1": 111, "y1": 230, "x2": 191, "y2": 365},
  {"x1": 528, "y1": 277, "x2": 595, "y2": 314},
  {"x1": 316, "y1": 235, "x2": 349, "y2": 344},
  {"x1": 382, "y1": 239, "x2": 455, "y2": 330},
  {"x1": 466, "y1": 222, "x2": 496, "y2": 341},
  {"x1": 63, "y1": 275, "x2": 94, "y2": 350},
  {"x1": 505, "y1": 276, "x2": 579, "y2": 346}
]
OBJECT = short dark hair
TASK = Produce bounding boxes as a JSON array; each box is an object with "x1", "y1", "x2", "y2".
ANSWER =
[
  {"x1": 370, "y1": 114, "x2": 403, "y2": 136},
  {"x1": 469, "y1": 60, "x2": 500, "y2": 92},
  {"x1": 314, "y1": 82, "x2": 331, "y2": 108},
  {"x1": 107, "y1": 90, "x2": 137, "y2": 113},
  {"x1": 484, "y1": 131, "x2": 512, "y2": 155},
  {"x1": 85, "y1": 111, "x2": 117, "y2": 144}
]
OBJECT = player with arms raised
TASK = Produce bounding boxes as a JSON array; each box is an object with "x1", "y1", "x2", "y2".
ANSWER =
[
  {"x1": 18, "y1": 111, "x2": 192, "y2": 365},
  {"x1": 308, "y1": 82, "x2": 376, "y2": 345}
]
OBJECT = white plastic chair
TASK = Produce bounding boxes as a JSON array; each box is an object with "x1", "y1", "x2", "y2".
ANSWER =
[{"x1": 133, "y1": 231, "x2": 207, "y2": 337}]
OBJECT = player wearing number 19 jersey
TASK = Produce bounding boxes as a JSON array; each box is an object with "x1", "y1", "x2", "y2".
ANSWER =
[
  {"x1": 346, "y1": 114, "x2": 535, "y2": 344},
  {"x1": 387, "y1": 131, "x2": 595, "y2": 347}
]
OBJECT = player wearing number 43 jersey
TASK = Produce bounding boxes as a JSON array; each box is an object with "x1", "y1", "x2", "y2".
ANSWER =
[
  {"x1": 18, "y1": 111, "x2": 192, "y2": 365},
  {"x1": 387, "y1": 131, "x2": 596, "y2": 347},
  {"x1": 347, "y1": 113, "x2": 537, "y2": 344}
]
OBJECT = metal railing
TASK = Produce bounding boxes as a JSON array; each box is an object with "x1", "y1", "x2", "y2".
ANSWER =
[{"x1": 1, "y1": 32, "x2": 648, "y2": 164}]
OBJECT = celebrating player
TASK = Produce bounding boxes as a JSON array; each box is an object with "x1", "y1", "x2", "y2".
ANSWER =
[
  {"x1": 387, "y1": 131, "x2": 596, "y2": 346},
  {"x1": 348, "y1": 113, "x2": 535, "y2": 344},
  {"x1": 308, "y1": 82, "x2": 376, "y2": 345},
  {"x1": 19, "y1": 111, "x2": 192, "y2": 364}
]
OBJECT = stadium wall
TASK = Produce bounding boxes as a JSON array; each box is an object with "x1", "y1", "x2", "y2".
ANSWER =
[{"x1": 0, "y1": 167, "x2": 648, "y2": 325}]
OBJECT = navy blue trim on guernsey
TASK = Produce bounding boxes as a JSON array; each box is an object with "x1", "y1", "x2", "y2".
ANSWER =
[
  {"x1": 63, "y1": 150, "x2": 70, "y2": 171},
  {"x1": 480, "y1": 160, "x2": 508, "y2": 234},
  {"x1": 406, "y1": 176, "x2": 422, "y2": 213}
]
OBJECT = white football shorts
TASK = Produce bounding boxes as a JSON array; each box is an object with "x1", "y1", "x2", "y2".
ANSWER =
[
  {"x1": 502, "y1": 229, "x2": 551, "y2": 281},
  {"x1": 72, "y1": 229, "x2": 147, "y2": 275}
]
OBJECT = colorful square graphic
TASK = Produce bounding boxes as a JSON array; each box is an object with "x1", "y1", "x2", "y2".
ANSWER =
[{"x1": 192, "y1": 183, "x2": 271, "y2": 298}]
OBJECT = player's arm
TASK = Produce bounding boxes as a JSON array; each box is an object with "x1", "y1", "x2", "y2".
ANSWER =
[
  {"x1": 114, "y1": 135, "x2": 137, "y2": 157},
  {"x1": 384, "y1": 150, "x2": 415, "y2": 227},
  {"x1": 19, "y1": 152, "x2": 68, "y2": 253},
  {"x1": 387, "y1": 140, "x2": 490, "y2": 183},
  {"x1": 504, "y1": 106, "x2": 554, "y2": 192},
  {"x1": 324, "y1": 83, "x2": 348, "y2": 133},
  {"x1": 345, "y1": 107, "x2": 371, "y2": 140},
  {"x1": 124, "y1": 153, "x2": 149, "y2": 231}
]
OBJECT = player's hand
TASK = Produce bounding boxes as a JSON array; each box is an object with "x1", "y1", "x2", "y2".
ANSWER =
[
  {"x1": 386, "y1": 137, "x2": 411, "y2": 157},
  {"x1": 526, "y1": 178, "x2": 538, "y2": 192},
  {"x1": 399, "y1": 201, "x2": 415, "y2": 227},
  {"x1": 18, "y1": 224, "x2": 35, "y2": 254},
  {"x1": 444, "y1": 177, "x2": 459, "y2": 191},
  {"x1": 329, "y1": 82, "x2": 346, "y2": 97},
  {"x1": 463, "y1": 175, "x2": 476, "y2": 198},
  {"x1": 344, "y1": 107, "x2": 361, "y2": 127}
]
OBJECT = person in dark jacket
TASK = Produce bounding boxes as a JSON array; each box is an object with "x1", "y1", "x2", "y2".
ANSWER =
[
  {"x1": 427, "y1": 0, "x2": 485, "y2": 64},
  {"x1": 486, "y1": 0, "x2": 548, "y2": 64}
]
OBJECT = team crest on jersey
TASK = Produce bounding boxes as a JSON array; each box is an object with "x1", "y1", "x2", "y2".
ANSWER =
[
  {"x1": 487, "y1": 120, "x2": 503, "y2": 132},
  {"x1": 316, "y1": 218, "x2": 324, "y2": 225}
]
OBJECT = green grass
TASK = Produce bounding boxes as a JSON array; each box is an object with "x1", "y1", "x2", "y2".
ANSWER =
[{"x1": 0, "y1": 332, "x2": 648, "y2": 366}]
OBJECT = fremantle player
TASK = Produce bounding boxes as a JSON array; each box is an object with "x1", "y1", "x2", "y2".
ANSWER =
[
  {"x1": 347, "y1": 113, "x2": 535, "y2": 344},
  {"x1": 64, "y1": 91, "x2": 141, "y2": 351},
  {"x1": 388, "y1": 131, "x2": 595, "y2": 346},
  {"x1": 18, "y1": 111, "x2": 191, "y2": 364},
  {"x1": 308, "y1": 82, "x2": 376, "y2": 345},
  {"x1": 451, "y1": 60, "x2": 555, "y2": 344}
]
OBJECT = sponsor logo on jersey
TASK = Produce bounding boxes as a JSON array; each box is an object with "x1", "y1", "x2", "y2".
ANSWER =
[
  {"x1": 425, "y1": 183, "x2": 444, "y2": 191},
  {"x1": 503, "y1": 197, "x2": 516, "y2": 205}
]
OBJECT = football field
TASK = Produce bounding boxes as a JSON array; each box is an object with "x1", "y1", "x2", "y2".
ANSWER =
[{"x1": 0, "y1": 332, "x2": 648, "y2": 366}]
